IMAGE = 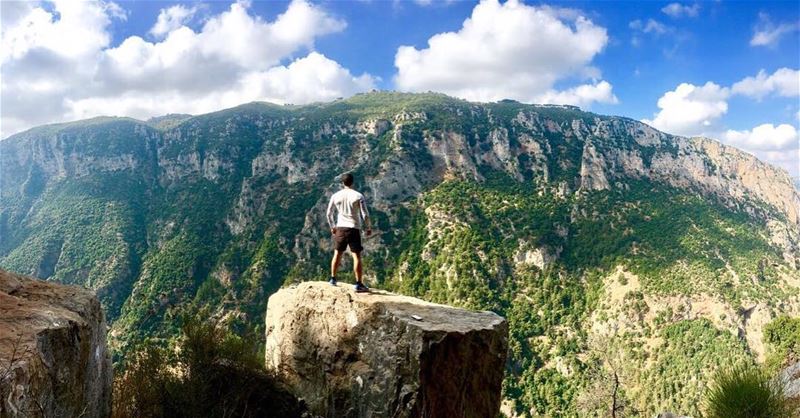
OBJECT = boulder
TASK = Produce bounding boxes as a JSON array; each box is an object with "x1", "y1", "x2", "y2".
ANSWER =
[
  {"x1": 264, "y1": 282, "x2": 508, "y2": 418},
  {"x1": 0, "y1": 269, "x2": 112, "y2": 418}
]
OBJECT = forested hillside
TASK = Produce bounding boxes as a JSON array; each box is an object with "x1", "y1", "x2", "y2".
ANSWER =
[{"x1": 2, "y1": 92, "x2": 798, "y2": 416}]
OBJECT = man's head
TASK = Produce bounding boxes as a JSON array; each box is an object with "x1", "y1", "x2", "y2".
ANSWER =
[{"x1": 342, "y1": 173, "x2": 354, "y2": 187}]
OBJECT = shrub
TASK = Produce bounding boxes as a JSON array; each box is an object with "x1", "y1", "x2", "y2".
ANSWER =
[
  {"x1": 112, "y1": 310, "x2": 306, "y2": 418},
  {"x1": 764, "y1": 316, "x2": 800, "y2": 371},
  {"x1": 705, "y1": 363, "x2": 791, "y2": 418}
]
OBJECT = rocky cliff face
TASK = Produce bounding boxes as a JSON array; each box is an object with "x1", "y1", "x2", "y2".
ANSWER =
[
  {"x1": 2, "y1": 92, "x2": 799, "y2": 416},
  {"x1": 0, "y1": 269, "x2": 111, "y2": 418},
  {"x1": 264, "y1": 281, "x2": 508, "y2": 418},
  {"x1": 2, "y1": 96, "x2": 797, "y2": 324}
]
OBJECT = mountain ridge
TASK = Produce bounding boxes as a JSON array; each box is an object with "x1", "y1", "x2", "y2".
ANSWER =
[
  {"x1": 3, "y1": 93, "x2": 797, "y2": 192},
  {"x1": 1, "y1": 91, "x2": 798, "y2": 416},
  {"x1": 5, "y1": 92, "x2": 797, "y2": 195}
]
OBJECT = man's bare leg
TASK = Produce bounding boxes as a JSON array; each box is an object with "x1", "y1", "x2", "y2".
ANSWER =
[
  {"x1": 351, "y1": 251, "x2": 363, "y2": 284},
  {"x1": 330, "y1": 250, "x2": 343, "y2": 284}
]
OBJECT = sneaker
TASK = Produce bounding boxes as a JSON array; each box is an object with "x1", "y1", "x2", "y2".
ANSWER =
[
  {"x1": 354, "y1": 282, "x2": 369, "y2": 293},
  {"x1": 329, "y1": 277, "x2": 337, "y2": 286}
]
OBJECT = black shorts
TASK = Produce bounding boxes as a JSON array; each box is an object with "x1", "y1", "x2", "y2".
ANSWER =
[{"x1": 333, "y1": 227, "x2": 363, "y2": 253}]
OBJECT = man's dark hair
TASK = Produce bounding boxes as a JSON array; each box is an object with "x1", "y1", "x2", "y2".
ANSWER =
[{"x1": 342, "y1": 173, "x2": 354, "y2": 187}]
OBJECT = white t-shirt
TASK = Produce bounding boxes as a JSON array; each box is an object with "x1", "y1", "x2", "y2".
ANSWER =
[{"x1": 326, "y1": 188, "x2": 370, "y2": 229}]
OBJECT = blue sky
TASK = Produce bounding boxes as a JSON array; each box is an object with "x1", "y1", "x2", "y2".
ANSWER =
[{"x1": 1, "y1": 0, "x2": 798, "y2": 174}]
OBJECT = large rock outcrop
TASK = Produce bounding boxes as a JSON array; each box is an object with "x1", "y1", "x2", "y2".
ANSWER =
[
  {"x1": 0, "y1": 269, "x2": 112, "y2": 418},
  {"x1": 264, "y1": 282, "x2": 508, "y2": 418}
]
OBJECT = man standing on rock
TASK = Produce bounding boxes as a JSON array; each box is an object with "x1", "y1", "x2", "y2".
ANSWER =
[{"x1": 326, "y1": 173, "x2": 372, "y2": 292}]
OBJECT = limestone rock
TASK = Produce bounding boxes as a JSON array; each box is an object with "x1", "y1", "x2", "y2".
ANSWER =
[
  {"x1": 264, "y1": 282, "x2": 508, "y2": 418},
  {"x1": 780, "y1": 361, "x2": 800, "y2": 400},
  {"x1": 579, "y1": 140, "x2": 611, "y2": 191},
  {"x1": 514, "y1": 241, "x2": 560, "y2": 270},
  {"x1": 656, "y1": 412, "x2": 690, "y2": 418},
  {"x1": 0, "y1": 269, "x2": 112, "y2": 418}
]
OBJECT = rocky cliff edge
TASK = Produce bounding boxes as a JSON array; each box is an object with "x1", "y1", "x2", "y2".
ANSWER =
[
  {"x1": 0, "y1": 269, "x2": 112, "y2": 418},
  {"x1": 265, "y1": 281, "x2": 508, "y2": 418}
]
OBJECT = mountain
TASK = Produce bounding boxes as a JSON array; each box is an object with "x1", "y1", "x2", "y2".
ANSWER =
[
  {"x1": 146, "y1": 113, "x2": 193, "y2": 130},
  {"x1": 1, "y1": 92, "x2": 798, "y2": 416}
]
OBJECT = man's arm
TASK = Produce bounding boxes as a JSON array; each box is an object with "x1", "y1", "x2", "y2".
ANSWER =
[
  {"x1": 359, "y1": 196, "x2": 372, "y2": 236},
  {"x1": 326, "y1": 195, "x2": 336, "y2": 233}
]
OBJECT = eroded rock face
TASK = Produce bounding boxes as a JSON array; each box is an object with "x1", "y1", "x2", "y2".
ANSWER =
[
  {"x1": 780, "y1": 361, "x2": 800, "y2": 401},
  {"x1": 0, "y1": 269, "x2": 111, "y2": 418},
  {"x1": 264, "y1": 282, "x2": 508, "y2": 418}
]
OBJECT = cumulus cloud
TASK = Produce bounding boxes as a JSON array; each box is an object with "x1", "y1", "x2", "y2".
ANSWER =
[
  {"x1": 642, "y1": 82, "x2": 729, "y2": 136},
  {"x1": 731, "y1": 68, "x2": 800, "y2": 100},
  {"x1": 750, "y1": 13, "x2": 800, "y2": 47},
  {"x1": 94, "y1": 0, "x2": 348, "y2": 90},
  {"x1": 661, "y1": 3, "x2": 700, "y2": 18},
  {"x1": 644, "y1": 68, "x2": 800, "y2": 136},
  {"x1": 724, "y1": 123, "x2": 798, "y2": 152},
  {"x1": 240, "y1": 52, "x2": 376, "y2": 104},
  {"x1": 393, "y1": 0, "x2": 615, "y2": 107},
  {"x1": 1, "y1": 0, "x2": 120, "y2": 134},
  {"x1": 534, "y1": 81, "x2": 618, "y2": 107},
  {"x1": 149, "y1": 5, "x2": 198, "y2": 38},
  {"x1": 1, "y1": 0, "x2": 120, "y2": 63},
  {"x1": 644, "y1": 70, "x2": 800, "y2": 174},
  {"x1": 1, "y1": 0, "x2": 373, "y2": 138},
  {"x1": 116, "y1": 1, "x2": 347, "y2": 73},
  {"x1": 65, "y1": 52, "x2": 375, "y2": 121}
]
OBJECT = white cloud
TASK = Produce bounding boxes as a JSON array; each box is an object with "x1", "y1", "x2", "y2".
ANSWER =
[
  {"x1": 96, "y1": 0, "x2": 348, "y2": 86},
  {"x1": 643, "y1": 19, "x2": 668, "y2": 34},
  {"x1": 149, "y1": 5, "x2": 198, "y2": 38},
  {"x1": 750, "y1": 13, "x2": 800, "y2": 47},
  {"x1": 1, "y1": 0, "x2": 119, "y2": 63},
  {"x1": 630, "y1": 18, "x2": 670, "y2": 35},
  {"x1": 185, "y1": 0, "x2": 344, "y2": 69},
  {"x1": 65, "y1": 52, "x2": 375, "y2": 120},
  {"x1": 642, "y1": 82, "x2": 729, "y2": 136},
  {"x1": 628, "y1": 17, "x2": 691, "y2": 57},
  {"x1": 731, "y1": 68, "x2": 800, "y2": 100},
  {"x1": 69, "y1": 52, "x2": 374, "y2": 117},
  {"x1": 644, "y1": 68, "x2": 800, "y2": 136},
  {"x1": 724, "y1": 123, "x2": 798, "y2": 151},
  {"x1": 241, "y1": 52, "x2": 376, "y2": 105},
  {"x1": 1, "y1": 1, "x2": 37, "y2": 27},
  {"x1": 644, "y1": 71, "x2": 800, "y2": 175},
  {"x1": 534, "y1": 81, "x2": 618, "y2": 107},
  {"x1": 1, "y1": 0, "x2": 373, "y2": 138},
  {"x1": 393, "y1": 0, "x2": 614, "y2": 107},
  {"x1": 661, "y1": 3, "x2": 700, "y2": 18},
  {"x1": 1, "y1": 0, "x2": 121, "y2": 135}
]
